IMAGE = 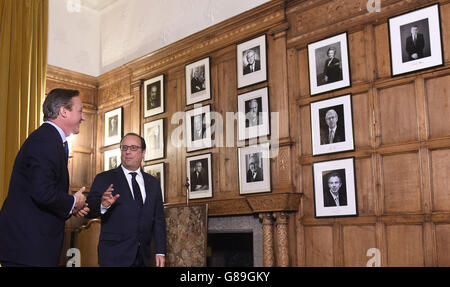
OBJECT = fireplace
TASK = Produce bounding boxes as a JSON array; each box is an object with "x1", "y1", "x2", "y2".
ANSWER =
[{"x1": 207, "y1": 215, "x2": 263, "y2": 267}]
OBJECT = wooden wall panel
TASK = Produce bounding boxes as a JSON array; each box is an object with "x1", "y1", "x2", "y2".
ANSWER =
[
  {"x1": 426, "y1": 74, "x2": 450, "y2": 139},
  {"x1": 304, "y1": 225, "x2": 334, "y2": 266},
  {"x1": 352, "y1": 92, "x2": 372, "y2": 148},
  {"x1": 71, "y1": 153, "x2": 93, "y2": 189},
  {"x1": 374, "y1": 23, "x2": 391, "y2": 79},
  {"x1": 342, "y1": 225, "x2": 376, "y2": 266},
  {"x1": 386, "y1": 224, "x2": 424, "y2": 266},
  {"x1": 378, "y1": 83, "x2": 418, "y2": 145},
  {"x1": 288, "y1": 0, "x2": 450, "y2": 267},
  {"x1": 348, "y1": 31, "x2": 368, "y2": 84},
  {"x1": 430, "y1": 148, "x2": 450, "y2": 212},
  {"x1": 381, "y1": 152, "x2": 421, "y2": 214},
  {"x1": 435, "y1": 224, "x2": 450, "y2": 266},
  {"x1": 355, "y1": 157, "x2": 375, "y2": 215}
]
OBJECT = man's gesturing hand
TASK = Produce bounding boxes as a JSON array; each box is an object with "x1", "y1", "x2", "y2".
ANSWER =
[{"x1": 102, "y1": 184, "x2": 120, "y2": 208}]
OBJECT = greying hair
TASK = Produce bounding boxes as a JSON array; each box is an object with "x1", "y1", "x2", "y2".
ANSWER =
[{"x1": 43, "y1": 88, "x2": 80, "y2": 121}]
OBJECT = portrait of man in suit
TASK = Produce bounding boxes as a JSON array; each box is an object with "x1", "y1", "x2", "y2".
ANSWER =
[
  {"x1": 246, "y1": 153, "x2": 264, "y2": 183},
  {"x1": 245, "y1": 98, "x2": 262, "y2": 128},
  {"x1": 243, "y1": 47, "x2": 261, "y2": 75},
  {"x1": 190, "y1": 160, "x2": 209, "y2": 192},
  {"x1": 192, "y1": 113, "x2": 206, "y2": 141},
  {"x1": 0, "y1": 89, "x2": 89, "y2": 267},
  {"x1": 323, "y1": 171, "x2": 347, "y2": 207},
  {"x1": 400, "y1": 18, "x2": 432, "y2": 63},
  {"x1": 191, "y1": 66, "x2": 206, "y2": 94},
  {"x1": 87, "y1": 133, "x2": 166, "y2": 267},
  {"x1": 147, "y1": 82, "x2": 161, "y2": 110},
  {"x1": 320, "y1": 106, "x2": 345, "y2": 145}
]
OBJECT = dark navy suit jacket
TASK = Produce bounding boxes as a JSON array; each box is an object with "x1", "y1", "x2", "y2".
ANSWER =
[
  {"x1": 86, "y1": 166, "x2": 166, "y2": 267},
  {"x1": 0, "y1": 123, "x2": 74, "y2": 266}
]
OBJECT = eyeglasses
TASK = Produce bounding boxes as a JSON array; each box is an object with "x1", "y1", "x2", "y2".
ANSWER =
[{"x1": 120, "y1": 145, "x2": 142, "y2": 151}]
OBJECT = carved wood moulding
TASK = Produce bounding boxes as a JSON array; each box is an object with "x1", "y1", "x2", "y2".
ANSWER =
[
  {"x1": 286, "y1": 0, "x2": 442, "y2": 48},
  {"x1": 201, "y1": 191, "x2": 301, "y2": 217}
]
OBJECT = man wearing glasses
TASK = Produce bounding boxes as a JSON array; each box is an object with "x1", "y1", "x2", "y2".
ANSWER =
[{"x1": 86, "y1": 133, "x2": 166, "y2": 267}]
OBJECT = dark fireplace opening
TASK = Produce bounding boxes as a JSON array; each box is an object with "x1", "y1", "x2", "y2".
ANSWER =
[{"x1": 207, "y1": 232, "x2": 253, "y2": 267}]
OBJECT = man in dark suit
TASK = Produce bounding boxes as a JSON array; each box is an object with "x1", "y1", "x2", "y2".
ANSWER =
[
  {"x1": 191, "y1": 67, "x2": 205, "y2": 93},
  {"x1": 323, "y1": 172, "x2": 347, "y2": 207},
  {"x1": 320, "y1": 109, "x2": 345, "y2": 145},
  {"x1": 246, "y1": 154, "x2": 263, "y2": 182},
  {"x1": 87, "y1": 133, "x2": 166, "y2": 267},
  {"x1": 190, "y1": 161, "x2": 208, "y2": 191},
  {"x1": 405, "y1": 25, "x2": 425, "y2": 61},
  {"x1": 323, "y1": 47, "x2": 342, "y2": 84},
  {"x1": 243, "y1": 49, "x2": 261, "y2": 75},
  {"x1": 0, "y1": 89, "x2": 89, "y2": 267}
]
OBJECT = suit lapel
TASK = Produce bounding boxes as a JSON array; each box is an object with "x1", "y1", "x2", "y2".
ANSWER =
[
  {"x1": 141, "y1": 168, "x2": 152, "y2": 206},
  {"x1": 114, "y1": 166, "x2": 134, "y2": 202}
]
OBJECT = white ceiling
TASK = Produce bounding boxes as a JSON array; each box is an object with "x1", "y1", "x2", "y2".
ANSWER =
[{"x1": 81, "y1": 0, "x2": 118, "y2": 11}]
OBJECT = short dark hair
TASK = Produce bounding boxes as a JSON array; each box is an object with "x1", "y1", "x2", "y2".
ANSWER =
[
  {"x1": 120, "y1": 133, "x2": 146, "y2": 150},
  {"x1": 328, "y1": 172, "x2": 342, "y2": 183},
  {"x1": 43, "y1": 88, "x2": 80, "y2": 121}
]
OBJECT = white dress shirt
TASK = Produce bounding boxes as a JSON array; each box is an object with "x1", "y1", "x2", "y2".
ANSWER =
[{"x1": 101, "y1": 165, "x2": 146, "y2": 214}]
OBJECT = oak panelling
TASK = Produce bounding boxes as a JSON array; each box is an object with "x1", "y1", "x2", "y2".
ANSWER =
[
  {"x1": 381, "y1": 152, "x2": 422, "y2": 214},
  {"x1": 430, "y1": 148, "x2": 450, "y2": 212},
  {"x1": 435, "y1": 224, "x2": 450, "y2": 266},
  {"x1": 426, "y1": 74, "x2": 450, "y2": 139},
  {"x1": 386, "y1": 224, "x2": 425, "y2": 266},
  {"x1": 301, "y1": 164, "x2": 314, "y2": 218},
  {"x1": 299, "y1": 105, "x2": 312, "y2": 156},
  {"x1": 352, "y1": 92, "x2": 372, "y2": 149},
  {"x1": 443, "y1": 3, "x2": 450, "y2": 63},
  {"x1": 348, "y1": 31, "x2": 367, "y2": 84},
  {"x1": 374, "y1": 23, "x2": 391, "y2": 79},
  {"x1": 378, "y1": 83, "x2": 418, "y2": 145},
  {"x1": 297, "y1": 48, "x2": 309, "y2": 99},
  {"x1": 342, "y1": 225, "x2": 376, "y2": 266},
  {"x1": 355, "y1": 157, "x2": 376, "y2": 216},
  {"x1": 304, "y1": 225, "x2": 334, "y2": 266},
  {"x1": 71, "y1": 152, "x2": 93, "y2": 189}
]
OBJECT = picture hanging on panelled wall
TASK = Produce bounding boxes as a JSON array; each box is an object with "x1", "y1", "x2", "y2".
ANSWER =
[
  {"x1": 307, "y1": 32, "x2": 351, "y2": 96},
  {"x1": 312, "y1": 157, "x2": 357, "y2": 218},
  {"x1": 388, "y1": 3, "x2": 444, "y2": 77},
  {"x1": 237, "y1": 34, "x2": 268, "y2": 89}
]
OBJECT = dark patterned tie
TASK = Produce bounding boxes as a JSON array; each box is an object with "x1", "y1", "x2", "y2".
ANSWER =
[
  {"x1": 129, "y1": 172, "x2": 143, "y2": 206},
  {"x1": 63, "y1": 141, "x2": 69, "y2": 160}
]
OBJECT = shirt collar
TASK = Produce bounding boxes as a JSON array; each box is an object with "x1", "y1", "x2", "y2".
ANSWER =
[
  {"x1": 121, "y1": 165, "x2": 142, "y2": 178},
  {"x1": 45, "y1": 121, "x2": 66, "y2": 143}
]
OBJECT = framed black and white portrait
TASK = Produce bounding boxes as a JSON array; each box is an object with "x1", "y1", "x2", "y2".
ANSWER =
[
  {"x1": 143, "y1": 119, "x2": 164, "y2": 161},
  {"x1": 144, "y1": 162, "x2": 165, "y2": 203},
  {"x1": 308, "y1": 32, "x2": 351, "y2": 96},
  {"x1": 388, "y1": 3, "x2": 443, "y2": 76},
  {"x1": 237, "y1": 34, "x2": 267, "y2": 89},
  {"x1": 144, "y1": 75, "x2": 164, "y2": 118},
  {"x1": 237, "y1": 87, "x2": 270, "y2": 141},
  {"x1": 104, "y1": 107, "x2": 122, "y2": 146},
  {"x1": 185, "y1": 57, "x2": 211, "y2": 105},
  {"x1": 104, "y1": 148, "x2": 121, "y2": 171},
  {"x1": 185, "y1": 105, "x2": 212, "y2": 152},
  {"x1": 313, "y1": 157, "x2": 357, "y2": 218},
  {"x1": 238, "y1": 142, "x2": 271, "y2": 195},
  {"x1": 310, "y1": 94, "x2": 354, "y2": 156},
  {"x1": 186, "y1": 153, "x2": 213, "y2": 200}
]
